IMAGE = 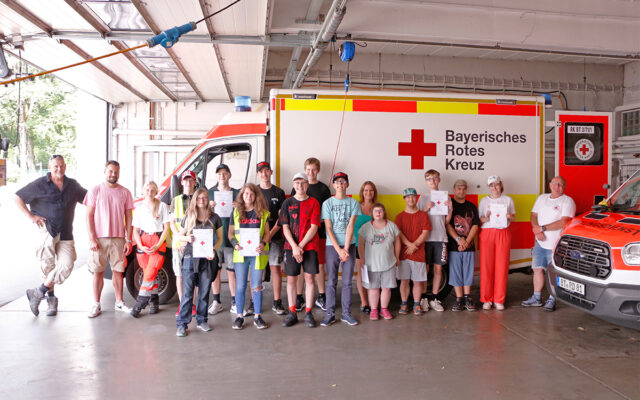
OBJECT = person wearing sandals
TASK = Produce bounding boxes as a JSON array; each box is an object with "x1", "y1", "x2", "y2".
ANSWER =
[
  {"x1": 357, "y1": 203, "x2": 401, "y2": 320},
  {"x1": 130, "y1": 181, "x2": 170, "y2": 317},
  {"x1": 354, "y1": 181, "x2": 377, "y2": 314},
  {"x1": 175, "y1": 188, "x2": 222, "y2": 337},
  {"x1": 229, "y1": 183, "x2": 271, "y2": 330},
  {"x1": 395, "y1": 188, "x2": 431, "y2": 316},
  {"x1": 478, "y1": 176, "x2": 515, "y2": 311},
  {"x1": 446, "y1": 180, "x2": 480, "y2": 312}
]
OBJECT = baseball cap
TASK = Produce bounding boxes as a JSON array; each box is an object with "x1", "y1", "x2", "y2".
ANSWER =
[
  {"x1": 403, "y1": 187, "x2": 418, "y2": 197},
  {"x1": 487, "y1": 175, "x2": 502, "y2": 185},
  {"x1": 453, "y1": 179, "x2": 468, "y2": 188},
  {"x1": 181, "y1": 170, "x2": 196, "y2": 181},
  {"x1": 292, "y1": 172, "x2": 308, "y2": 182},
  {"x1": 332, "y1": 172, "x2": 349, "y2": 183},
  {"x1": 256, "y1": 161, "x2": 271, "y2": 172},
  {"x1": 215, "y1": 164, "x2": 230, "y2": 173}
]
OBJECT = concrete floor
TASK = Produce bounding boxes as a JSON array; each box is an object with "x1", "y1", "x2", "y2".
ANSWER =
[{"x1": 1, "y1": 268, "x2": 638, "y2": 400}]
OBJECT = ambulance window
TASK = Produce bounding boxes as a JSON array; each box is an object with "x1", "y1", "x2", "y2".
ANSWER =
[
  {"x1": 564, "y1": 122, "x2": 604, "y2": 166},
  {"x1": 203, "y1": 145, "x2": 251, "y2": 190}
]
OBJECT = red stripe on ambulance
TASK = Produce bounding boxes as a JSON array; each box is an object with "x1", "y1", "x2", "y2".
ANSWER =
[
  {"x1": 478, "y1": 104, "x2": 538, "y2": 116},
  {"x1": 353, "y1": 100, "x2": 417, "y2": 113}
]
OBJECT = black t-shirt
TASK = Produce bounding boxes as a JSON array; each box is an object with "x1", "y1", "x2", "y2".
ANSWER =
[
  {"x1": 183, "y1": 213, "x2": 223, "y2": 258},
  {"x1": 259, "y1": 184, "x2": 285, "y2": 241},
  {"x1": 291, "y1": 181, "x2": 331, "y2": 239},
  {"x1": 15, "y1": 174, "x2": 87, "y2": 240},
  {"x1": 448, "y1": 200, "x2": 481, "y2": 252},
  {"x1": 239, "y1": 209, "x2": 261, "y2": 229}
]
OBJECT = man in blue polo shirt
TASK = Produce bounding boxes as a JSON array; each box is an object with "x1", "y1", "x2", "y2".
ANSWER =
[{"x1": 15, "y1": 155, "x2": 87, "y2": 317}]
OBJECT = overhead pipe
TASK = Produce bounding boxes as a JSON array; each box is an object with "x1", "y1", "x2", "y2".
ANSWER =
[{"x1": 293, "y1": 0, "x2": 348, "y2": 89}]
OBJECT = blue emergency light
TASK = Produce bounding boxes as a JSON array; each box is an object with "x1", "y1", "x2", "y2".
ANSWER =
[
  {"x1": 235, "y1": 96, "x2": 252, "y2": 112},
  {"x1": 146, "y1": 22, "x2": 196, "y2": 48}
]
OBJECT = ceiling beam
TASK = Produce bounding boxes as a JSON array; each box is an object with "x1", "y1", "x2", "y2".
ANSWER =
[
  {"x1": 63, "y1": 0, "x2": 177, "y2": 101},
  {"x1": 60, "y1": 39, "x2": 148, "y2": 101},
  {"x1": 199, "y1": 0, "x2": 233, "y2": 102},
  {"x1": 0, "y1": 0, "x2": 52, "y2": 37},
  {"x1": 0, "y1": 0, "x2": 147, "y2": 101},
  {"x1": 131, "y1": 0, "x2": 205, "y2": 102},
  {"x1": 283, "y1": 0, "x2": 323, "y2": 88}
]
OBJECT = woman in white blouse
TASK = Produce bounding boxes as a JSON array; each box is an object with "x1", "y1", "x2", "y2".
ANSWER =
[{"x1": 478, "y1": 176, "x2": 515, "y2": 311}]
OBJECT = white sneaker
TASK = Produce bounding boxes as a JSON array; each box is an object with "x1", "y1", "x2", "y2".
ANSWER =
[
  {"x1": 494, "y1": 303, "x2": 505, "y2": 311},
  {"x1": 115, "y1": 301, "x2": 131, "y2": 313},
  {"x1": 88, "y1": 303, "x2": 102, "y2": 318},
  {"x1": 482, "y1": 302, "x2": 492, "y2": 310},
  {"x1": 208, "y1": 300, "x2": 223, "y2": 315},
  {"x1": 419, "y1": 298, "x2": 430, "y2": 312},
  {"x1": 429, "y1": 299, "x2": 445, "y2": 312},
  {"x1": 229, "y1": 304, "x2": 237, "y2": 314}
]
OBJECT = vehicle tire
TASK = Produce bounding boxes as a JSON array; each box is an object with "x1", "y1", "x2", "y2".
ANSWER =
[
  {"x1": 125, "y1": 253, "x2": 177, "y2": 304},
  {"x1": 426, "y1": 263, "x2": 453, "y2": 301}
]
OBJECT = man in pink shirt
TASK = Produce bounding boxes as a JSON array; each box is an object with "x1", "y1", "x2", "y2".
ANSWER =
[{"x1": 84, "y1": 160, "x2": 134, "y2": 318}]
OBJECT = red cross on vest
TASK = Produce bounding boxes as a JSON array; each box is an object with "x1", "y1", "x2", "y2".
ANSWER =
[{"x1": 398, "y1": 129, "x2": 437, "y2": 169}]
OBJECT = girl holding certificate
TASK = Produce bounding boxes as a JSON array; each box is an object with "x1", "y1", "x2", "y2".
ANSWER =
[
  {"x1": 229, "y1": 183, "x2": 271, "y2": 330},
  {"x1": 130, "y1": 181, "x2": 170, "y2": 318},
  {"x1": 478, "y1": 176, "x2": 515, "y2": 311},
  {"x1": 175, "y1": 188, "x2": 222, "y2": 337}
]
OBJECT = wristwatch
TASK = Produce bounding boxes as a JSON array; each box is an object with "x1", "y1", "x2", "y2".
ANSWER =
[
  {"x1": 455, "y1": 236, "x2": 461, "y2": 242},
  {"x1": 541, "y1": 225, "x2": 547, "y2": 232}
]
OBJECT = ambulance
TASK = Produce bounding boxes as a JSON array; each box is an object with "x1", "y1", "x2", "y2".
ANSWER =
[
  {"x1": 125, "y1": 89, "x2": 548, "y2": 304},
  {"x1": 546, "y1": 169, "x2": 640, "y2": 330}
]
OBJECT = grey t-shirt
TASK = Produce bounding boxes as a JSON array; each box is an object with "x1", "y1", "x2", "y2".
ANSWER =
[
  {"x1": 321, "y1": 196, "x2": 362, "y2": 246},
  {"x1": 358, "y1": 221, "x2": 399, "y2": 272},
  {"x1": 417, "y1": 192, "x2": 448, "y2": 242}
]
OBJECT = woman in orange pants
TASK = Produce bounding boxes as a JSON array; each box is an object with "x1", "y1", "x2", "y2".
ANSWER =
[
  {"x1": 131, "y1": 181, "x2": 170, "y2": 317},
  {"x1": 478, "y1": 176, "x2": 515, "y2": 311}
]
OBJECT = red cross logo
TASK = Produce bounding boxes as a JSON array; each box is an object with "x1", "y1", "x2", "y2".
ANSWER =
[
  {"x1": 398, "y1": 129, "x2": 437, "y2": 169},
  {"x1": 436, "y1": 200, "x2": 441, "y2": 205},
  {"x1": 496, "y1": 214, "x2": 500, "y2": 218},
  {"x1": 247, "y1": 240, "x2": 252, "y2": 244},
  {"x1": 200, "y1": 241, "x2": 205, "y2": 246},
  {"x1": 579, "y1": 144, "x2": 590, "y2": 155},
  {"x1": 221, "y1": 202, "x2": 226, "y2": 206}
]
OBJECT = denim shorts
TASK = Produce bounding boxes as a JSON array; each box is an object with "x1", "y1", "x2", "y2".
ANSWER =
[{"x1": 532, "y1": 242, "x2": 553, "y2": 270}]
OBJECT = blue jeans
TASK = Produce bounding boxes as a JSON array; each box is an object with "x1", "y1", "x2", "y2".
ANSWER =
[
  {"x1": 532, "y1": 242, "x2": 553, "y2": 270},
  {"x1": 325, "y1": 244, "x2": 356, "y2": 316},
  {"x1": 177, "y1": 257, "x2": 215, "y2": 327},
  {"x1": 234, "y1": 257, "x2": 263, "y2": 316}
]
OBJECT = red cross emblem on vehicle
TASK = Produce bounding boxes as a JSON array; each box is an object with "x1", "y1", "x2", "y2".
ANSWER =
[
  {"x1": 579, "y1": 144, "x2": 590, "y2": 155},
  {"x1": 398, "y1": 129, "x2": 437, "y2": 169}
]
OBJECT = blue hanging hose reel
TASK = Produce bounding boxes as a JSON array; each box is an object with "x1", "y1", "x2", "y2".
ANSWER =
[
  {"x1": 339, "y1": 41, "x2": 355, "y2": 91},
  {"x1": 146, "y1": 22, "x2": 197, "y2": 49}
]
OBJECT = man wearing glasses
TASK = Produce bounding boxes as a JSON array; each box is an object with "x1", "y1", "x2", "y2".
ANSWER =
[{"x1": 16, "y1": 155, "x2": 87, "y2": 317}]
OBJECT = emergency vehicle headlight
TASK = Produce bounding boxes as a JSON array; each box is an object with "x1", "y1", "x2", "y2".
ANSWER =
[{"x1": 622, "y1": 243, "x2": 640, "y2": 265}]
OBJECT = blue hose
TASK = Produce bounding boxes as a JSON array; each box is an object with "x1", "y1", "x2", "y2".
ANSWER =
[{"x1": 146, "y1": 22, "x2": 196, "y2": 48}]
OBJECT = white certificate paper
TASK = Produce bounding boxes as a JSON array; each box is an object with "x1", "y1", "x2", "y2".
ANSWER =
[
  {"x1": 489, "y1": 203, "x2": 508, "y2": 229},
  {"x1": 361, "y1": 265, "x2": 370, "y2": 285},
  {"x1": 214, "y1": 191, "x2": 233, "y2": 218},
  {"x1": 192, "y1": 229, "x2": 213, "y2": 258},
  {"x1": 430, "y1": 191, "x2": 449, "y2": 215},
  {"x1": 239, "y1": 228, "x2": 261, "y2": 257}
]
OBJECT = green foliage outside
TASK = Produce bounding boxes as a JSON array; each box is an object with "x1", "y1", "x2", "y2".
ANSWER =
[{"x1": 0, "y1": 53, "x2": 77, "y2": 182}]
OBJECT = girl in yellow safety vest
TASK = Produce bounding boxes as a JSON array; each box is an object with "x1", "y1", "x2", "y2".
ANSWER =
[{"x1": 229, "y1": 183, "x2": 271, "y2": 330}]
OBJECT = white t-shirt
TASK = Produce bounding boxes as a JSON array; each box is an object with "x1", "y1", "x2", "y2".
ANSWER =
[
  {"x1": 478, "y1": 194, "x2": 516, "y2": 229},
  {"x1": 417, "y1": 192, "x2": 448, "y2": 242},
  {"x1": 358, "y1": 220, "x2": 400, "y2": 272},
  {"x1": 133, "y1": 202, "x2": 170, "y2": 233},
  {"x1": 531, "y1": 194, "x2": 576, "y2": 249}
]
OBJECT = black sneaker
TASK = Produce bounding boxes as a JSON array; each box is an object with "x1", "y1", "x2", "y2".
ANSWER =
[
  {"x1": 464, "y1": 297, "x2": 477, "y2": 312},
  {"x1": 253, "y1": 315, "x2": 268, "y2": 329},
  {"x1": 314, "y1": 296, "x2": 327, "y2": 311},
  {"x1": 282, "y1": 312, "x2": 298, "y2": 327},
  {"x1": 360, "y1": 305, "x2": 371, "y2": 314},
  {"x1": 304, "y1": 311, "x2": 316, "y2": 328},
  {"x1": 244, "y1": 301, "x2": 254, "y2": 317},
  {"x1": 149, "y1": 294, "x2": 160, "y2": 314},
  {"x1": 295, "y1": 296, "x2": 305, "y2": 312},
  {"x1": 451, "y1": 301, "x2": 464, "y2": 312},
  {"x1": 272, "y1": 300, "x2": 287, "y2": 315},
  {"x1": 232, "y1": 317, "x2": 244, "y2": 330}
]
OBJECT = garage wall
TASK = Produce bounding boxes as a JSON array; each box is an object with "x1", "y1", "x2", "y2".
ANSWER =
[{"x1": 623, "y1": 60, "x2": 640, "y2": 105}]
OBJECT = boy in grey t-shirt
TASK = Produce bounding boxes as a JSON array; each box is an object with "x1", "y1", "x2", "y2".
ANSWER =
[
  {"x1": 416, "y1": 169, "x2": 452, "y2": 312},
  {"x1": 320, "y1": 172, "x2": 362, "y2": 327}
]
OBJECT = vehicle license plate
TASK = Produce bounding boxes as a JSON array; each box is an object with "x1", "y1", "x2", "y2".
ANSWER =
[{"x1": 557, "y1": 276, "x2": 586, "y2": 296}]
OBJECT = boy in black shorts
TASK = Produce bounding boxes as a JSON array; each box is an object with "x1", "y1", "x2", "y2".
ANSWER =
[{"x1": 280, "y1": 173, "x2": 321, "y2": 328}]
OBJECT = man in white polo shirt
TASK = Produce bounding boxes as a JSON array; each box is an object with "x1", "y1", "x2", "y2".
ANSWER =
[{"x1": 522, "y1": 176, "x2": 576, "y2": 312}]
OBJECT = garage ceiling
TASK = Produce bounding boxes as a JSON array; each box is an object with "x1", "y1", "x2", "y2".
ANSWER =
[{"x1": 1, "y1": 0, "x2": 639, "y2": 104}]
